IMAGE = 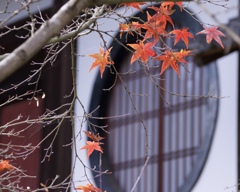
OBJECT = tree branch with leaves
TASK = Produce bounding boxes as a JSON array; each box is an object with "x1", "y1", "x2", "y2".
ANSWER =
[{"x1": 0, "y1": 0, "x2": 236, "y2": 191}]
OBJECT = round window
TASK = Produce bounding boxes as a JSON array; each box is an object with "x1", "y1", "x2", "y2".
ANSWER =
[{"x1": 88, "y1": 6, "x2": 219, "y2": 192}]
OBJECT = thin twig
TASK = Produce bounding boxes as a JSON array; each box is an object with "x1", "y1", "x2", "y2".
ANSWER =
[{"x1": 130, "y1": 157, "x2": 150, "y2": 192}]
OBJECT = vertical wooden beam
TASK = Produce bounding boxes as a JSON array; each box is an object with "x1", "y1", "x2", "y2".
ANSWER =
[{"x1": 39, "y1": 1, "x2": 73, "y2": 191}]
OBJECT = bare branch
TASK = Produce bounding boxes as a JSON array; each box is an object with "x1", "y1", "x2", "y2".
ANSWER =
[
  {"x1": 0, "y1": 0, "x2": 193, "y2": 83},
  {"x1": 130, "y1": 157, "x2": 150, "y2": 192},
  {"x1": 0, "y1": 0, "x2": 91, "y2": 82}
]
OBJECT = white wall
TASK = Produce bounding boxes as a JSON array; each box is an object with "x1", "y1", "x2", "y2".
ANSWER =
[
  {"x1": 192, "y1": 52, "x2": 238, "y2": 192},
  {"x1": 191, "y1": 1, "x2": 239, "y2": 191},
  {"x1": 74, "y1": 1, "x2": 239, "y2": 191}
]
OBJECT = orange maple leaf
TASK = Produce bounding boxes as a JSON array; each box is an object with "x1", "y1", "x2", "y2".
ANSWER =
[
  {"x1": 83, "y1": 131, "x2": 104, "y2": 142},
  {"x1": 119, "y1": 22, "x2": 142, "y2": 38},
  {"x1": 196, "y1": 26, "x2": 226, "y2": 48},
  {"x1": 0, "y1": 160, "x2": 13, "y2": 172},
  {"x1": 149, "y1": 5, "x2": 175, "y2": 27},
  {"x1": 142, "y1": 11, "x2": 167, "y2": 42},
  {"x1": 88, "y1": 47, "x2": 114, "y2": 78},
  {"x1": 119, "y1": 2, "x2": 146, "y2": 11},
  {"x1": 162, "y1": 2, "x2": 183, "y2": 11},
  {"x1": 76, "y1": 183, "x2": 101, "y2": 192},
  {"x1": 127, "y1": 40, "x2": 156, "y2": 66},
  {"x1": 119, "y1": 23, "x2": 132, "y2": 38},
  {"x1": 170, "y1": 28, "x2": 194, "y2": 48},
  {"x1": 80, "y1": 141, "x2": 103, "y2": 158},
  {"x1": 154, "y1": 49, "x2": 192, "y2": 77}
]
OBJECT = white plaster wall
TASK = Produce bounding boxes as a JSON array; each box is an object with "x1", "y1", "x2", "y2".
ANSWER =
[
  {"x1": 192, "y1": 52, "x2": 238, "y2": 192},
  {"x1": 190, "y1": 1, "x2": 239, "y2": 191}
]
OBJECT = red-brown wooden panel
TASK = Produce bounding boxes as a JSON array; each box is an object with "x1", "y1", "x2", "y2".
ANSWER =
[{"x1": 0, "y1": 98, "x2": 43, "y2": 190}]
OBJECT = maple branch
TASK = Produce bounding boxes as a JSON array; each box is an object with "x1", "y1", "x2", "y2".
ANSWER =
[
  {"x1": 0, "y1": 0, "x2": 91, "y2": 83},
  {"x1": 90, "y1": 0, "x2": 192, "y2": 6},
  {"x1": 0, "y1": 0, "x2": 37, "y2": 28},
  {"x1": 48, "y1": 5, "x2": 106, "y2": 44},
  {"x1": 0, "y1": 53, "x2": 10, "y2": 61},
  {"x1": 0, "y1": 0, "x2": 194, "y2": 83}
]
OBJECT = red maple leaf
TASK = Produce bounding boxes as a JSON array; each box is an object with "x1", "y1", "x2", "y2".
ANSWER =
[
  {"x1": 170, "y1": 28, "x2": 194, "y2": 48},
  {"x1": 127, "y1": 40, "x2": 156, "y2": 66},
  {"x1": 154, "y1": 49, "x2": 192, "y2": 77},
  {"x1": 196, "y1": 26, "x2": 226, "y2": 48},
  {"x1": 119, "y1": 2, "x2": 146, "y2": 11},
  {"x1": 80, "y1": 141, "x2": 103, "y2": 158},
  {"x1": 162, "y1": 2, "x2": 183, "y2": 11},
  {"x1": 142, "y1": 12, "x2": 167, "y2": 42},
  {"x1": 148, "y1": 4, "x2": 175, "y2": 27},
  {"x1": 76, "y1": 184, "x2": 101, "y2": 192},
  {"x1": 88, "y1": 47, "x2": 114, "y2": 78},
  {"x1": 0, "y1": 160, "x2": 13, "y2": 172},
  {"x1": 175, "y1": 49, "x2": 193, "y2": 63}
]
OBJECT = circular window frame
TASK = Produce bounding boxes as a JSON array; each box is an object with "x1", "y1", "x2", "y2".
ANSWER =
[{"x1": 88, "y1": 5, "x2": 219, "y2": 192}]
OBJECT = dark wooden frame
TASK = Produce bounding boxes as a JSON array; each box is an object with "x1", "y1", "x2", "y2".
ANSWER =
[{"x1": 0, "y1": 1, "x2": 73, "y2": 191}]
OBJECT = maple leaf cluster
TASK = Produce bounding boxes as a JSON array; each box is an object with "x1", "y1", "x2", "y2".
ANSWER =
[
  {"x1": 88, "y1": 2, "x2": 226, "y2": 78},
  {"x1": 155, "y1": 49, "x2": 192, "y2": 77},
  {"x1": 120, "y1": 2, "x2": 225, "y2": 77},
  {"x1": 123, "y1": 2, "x2": 192, "y2": 77},
  {"x1": 78, "y1": 132, "x2": 104, "y2": 191},
  {"x1": 80, "y1": 131, "x2": 104, "y2": 158}
]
